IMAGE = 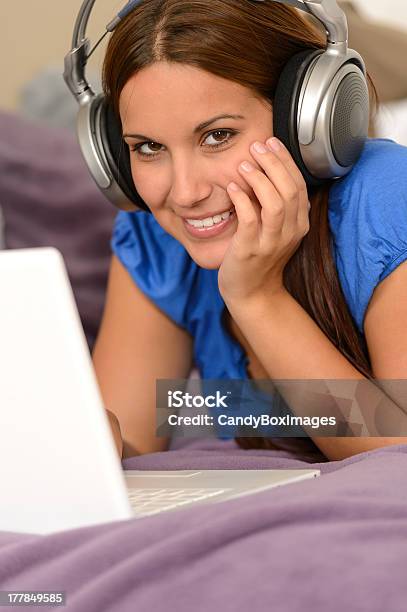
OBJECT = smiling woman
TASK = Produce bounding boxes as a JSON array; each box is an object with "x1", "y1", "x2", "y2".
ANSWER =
[
  {"x1": 90, "y1": 0, "x2": 407, "y2": 461},
  {"x1": 115, "y1": 60, "x2": 281, "y2": 269}
]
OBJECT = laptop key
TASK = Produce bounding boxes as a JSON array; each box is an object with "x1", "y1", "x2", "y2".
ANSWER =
[{"x1": 128, "y1": 487, "x2": 228, "y2": 515}]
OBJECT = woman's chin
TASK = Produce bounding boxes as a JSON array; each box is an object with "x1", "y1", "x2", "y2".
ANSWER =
[{"x1": 185, "y1": 239, "x2": 231, "y2": 270}]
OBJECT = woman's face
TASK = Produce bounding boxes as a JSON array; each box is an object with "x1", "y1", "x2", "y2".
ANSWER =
[{"x1": 120, "y1": 61, "x2": 274, "y2": 269}]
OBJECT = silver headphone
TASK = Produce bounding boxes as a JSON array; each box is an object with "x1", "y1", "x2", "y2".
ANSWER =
[{"x1": 64, "y1": 0, "x2": 370, "y2": 212}]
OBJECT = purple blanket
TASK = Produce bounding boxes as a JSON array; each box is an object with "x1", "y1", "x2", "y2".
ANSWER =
[{"x1": 1, "y1": 438, "x2": 407, "y2": 612}]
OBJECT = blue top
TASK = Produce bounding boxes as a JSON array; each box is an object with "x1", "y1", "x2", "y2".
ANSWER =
[{"x1": 111, "y1": 138, "x2": 407, "y2": 437}]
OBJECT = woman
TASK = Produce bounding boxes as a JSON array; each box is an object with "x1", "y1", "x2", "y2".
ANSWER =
[{"x1": 93, "y1": 0, "x2": 407, "y2": 461}]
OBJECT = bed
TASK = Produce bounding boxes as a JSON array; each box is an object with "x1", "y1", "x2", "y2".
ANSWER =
[
  {"x1": 1, "y1": 439, "x2": 407, "y2": 611},
  {"x1": 1, "y1": 111, "x2": 407, "y2": 612}
]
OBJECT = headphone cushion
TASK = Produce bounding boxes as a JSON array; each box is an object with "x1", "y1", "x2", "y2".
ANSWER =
[
  {"x1": 273, "y1": 48, "x2": 327, "y2": 189},
  {"x1": 100, "y1": 100, "x2": 151, "y2": 212}
]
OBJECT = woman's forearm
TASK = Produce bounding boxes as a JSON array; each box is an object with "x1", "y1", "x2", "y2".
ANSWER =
[{"x1": 225, "y1": 289, "x2": 407, "y2": 461}]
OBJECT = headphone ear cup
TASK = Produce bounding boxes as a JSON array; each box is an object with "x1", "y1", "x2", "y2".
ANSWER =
[
  {"x1": 273, "y1": 48, "x2": 327, "y2": 189},
  {"x1": 99, "y1": 99, "x2": 151, "y2": 212}
]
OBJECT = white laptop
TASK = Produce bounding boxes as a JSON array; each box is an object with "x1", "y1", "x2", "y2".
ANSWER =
[{"x1": 0, "y1": 248, "x2": 320, "y2": 535}]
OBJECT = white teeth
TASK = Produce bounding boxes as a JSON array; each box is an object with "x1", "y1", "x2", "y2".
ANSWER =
[{"x1": 186, "y1": 208, "x2": 234, "y2": 228}]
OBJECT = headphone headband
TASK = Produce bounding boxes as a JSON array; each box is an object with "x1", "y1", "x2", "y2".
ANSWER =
[
  {"x1": 63, "y1": 0, "x2": 369, "y2": 212},
  {"x1": 64, "y1": 0, "x2": 349, "y2": 103}
]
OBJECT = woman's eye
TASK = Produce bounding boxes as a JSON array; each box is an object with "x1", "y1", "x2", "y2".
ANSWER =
[
  {"x1": 129, "y1": 129, "x2": 237, "y2": 159},
  {"x1": 203, "y1": 130, "x2": 235, "y2": 148},
  {"x1": 130, "y1": 141, "x2": 163, "y2": 157}
]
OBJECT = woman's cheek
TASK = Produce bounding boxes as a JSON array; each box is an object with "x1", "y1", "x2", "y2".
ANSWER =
[
  {"x1": 130, "y1": 168, "x2": 153, "y2": 204},
  {"x1": 132, "y1": 164, "x2": 168, "y2": 206}
]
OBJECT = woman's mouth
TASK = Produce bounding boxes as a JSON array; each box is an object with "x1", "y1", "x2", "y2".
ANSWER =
[{"x1": 182, "y1": 207, "x2": 236, "y2": 239}]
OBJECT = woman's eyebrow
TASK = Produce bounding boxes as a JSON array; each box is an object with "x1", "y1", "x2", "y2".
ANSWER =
[{"x1": 123, "y1": 114, "x2": 246, "y2": 140}]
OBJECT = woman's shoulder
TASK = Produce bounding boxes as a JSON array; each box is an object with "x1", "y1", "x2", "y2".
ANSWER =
[
  {"x1": 328, "y1": 137, "x2": 407, "y2": 233},
  {"x1": 329, "y1": 138, "x2": 407, "y2": 206},
  {"x1": 327, "y1": 138, "x2": 407, "y2": 335},
  {"x1": 110, "y1": 210, "x2": 237, "y2": 377},
  {"x1": 111, "y1": 210, "x2": 192, "y2": 282},
  {"x1": 357, "y1": 137, "x2": 407, "y2": 167},
  {"x1": 110, "y1": 210, "x2": 201, "y2": 331}
]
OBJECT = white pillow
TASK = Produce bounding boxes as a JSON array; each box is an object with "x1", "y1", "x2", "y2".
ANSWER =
[{"x1": 374, "y1": 99, "x2": 407, "y2": 147}]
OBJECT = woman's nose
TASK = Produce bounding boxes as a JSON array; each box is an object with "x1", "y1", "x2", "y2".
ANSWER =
[{"x1": 169, "y1": 158, "x2": 212, "y2": 209}]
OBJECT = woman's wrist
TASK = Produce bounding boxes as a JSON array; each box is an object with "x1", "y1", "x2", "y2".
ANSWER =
[{"x1": 223, "y1": 284, "x2": 288, "y2": 316}]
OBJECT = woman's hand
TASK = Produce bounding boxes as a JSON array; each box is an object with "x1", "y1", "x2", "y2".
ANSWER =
[
  {"x1": 218, "y1": 136, "x2": 311, "y2": 305},
  {"x1": 106, "y1": 409, "x2": 123, "y2": 459}
]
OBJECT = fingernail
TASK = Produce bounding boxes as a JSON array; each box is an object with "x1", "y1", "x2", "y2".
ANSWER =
[
  {"x1": 240, "y1": 161, "x2": 254, "y2": 172},
  {"x1": 267, "y1": 137, "x2": 281, "y2": 152},
  {"x1": 252, "y1": 141, "x2": 268, "y2": 154}
]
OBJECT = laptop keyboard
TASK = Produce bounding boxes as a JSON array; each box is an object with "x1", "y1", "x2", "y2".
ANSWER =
[{"x1": 127, "y1": 487, "x2": 228, "y2": 516}]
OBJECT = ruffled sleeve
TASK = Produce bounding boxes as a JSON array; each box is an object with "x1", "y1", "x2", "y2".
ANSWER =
[
  {"x1": 328, "y1": 138, "x2": 407, "y2": 335},
  {"x1": 110, "y1": 210, "x2": 199, "y2": 333}
]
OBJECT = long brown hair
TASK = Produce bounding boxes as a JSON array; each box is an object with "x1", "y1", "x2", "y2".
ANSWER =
[{"x1": 102, "y1": 0, "x2": 379, "y2": 452}]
